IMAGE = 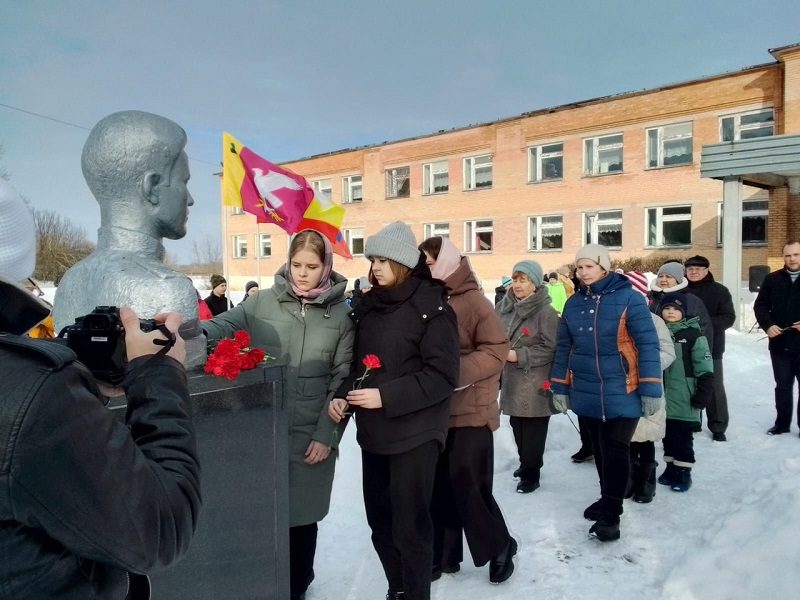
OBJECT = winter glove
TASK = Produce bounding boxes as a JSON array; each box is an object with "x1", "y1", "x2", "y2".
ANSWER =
[
  {"x1": 641, "y1": 396, "x2": 661, "y2": 418},
  {"x1": 551, "y1": 394, "x2": 570, "y2": 414},
  {"x1": 691, "y1": 374, "x2": 714, "y2": 410}
]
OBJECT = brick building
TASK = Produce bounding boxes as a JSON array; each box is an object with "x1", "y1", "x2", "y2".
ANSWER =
[{"x1": 221, "y1": 43, "x2": 800, "y2": 292}]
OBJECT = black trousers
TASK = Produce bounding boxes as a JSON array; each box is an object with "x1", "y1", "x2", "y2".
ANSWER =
[
  {"x1": 289, "y1": 522, "x2": 318, "y2": 596},
  {"x1": 362, "y1": 440, "x2": 439, "y2": 600},
  {"x1": 509, "y1": 415, "x2": 551, "y2": 482},
  {"x1": 664, "y1": 419, "x2": 695, "y2": 465},
  {"x1": 629, "y1": 440, "x2": 656, "y2": 463},
  {"x1": 770, "y1": 351, "x2": 800, "y2": 429},
  {"x1": 431, "y1": 427, "x2": 510, "y2": 568},
  {"x1": 583, "y1": 416, "x2": 638, "y2": 516},
  {"x1": 707, "y1": 358, "x2": 730, "y2": 434}
]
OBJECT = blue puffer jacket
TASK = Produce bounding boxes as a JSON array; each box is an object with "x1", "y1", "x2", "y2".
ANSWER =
[{"x1": 551, "y1": 272, "x2": 663, "y2": 419}]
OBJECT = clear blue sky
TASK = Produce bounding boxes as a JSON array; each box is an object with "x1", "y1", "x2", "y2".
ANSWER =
[{"x1": 1, "y1": 0, "x2": 799, "y2": 263}]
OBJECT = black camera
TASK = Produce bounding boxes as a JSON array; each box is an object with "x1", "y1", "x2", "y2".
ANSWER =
[{"x1": 58, "y1": 306, "x2": 163, "y2": 385}]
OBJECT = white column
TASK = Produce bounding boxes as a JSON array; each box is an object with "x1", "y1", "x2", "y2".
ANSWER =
[{"x1": 721, "y1": 177, "x2": 743, "y2": 329}]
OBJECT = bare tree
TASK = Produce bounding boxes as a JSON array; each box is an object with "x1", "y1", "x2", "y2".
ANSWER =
[
  {"x1": 32, "y1": 208, "x2": 95, "y2": 284},
  {"x1": 189, "y1": 233, "x2": 223, "y2": 273}
]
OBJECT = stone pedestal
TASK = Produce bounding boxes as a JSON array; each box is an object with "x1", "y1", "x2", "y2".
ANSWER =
[{"x1": 111, "y1": 363, "x2": 289, "y2": 599}]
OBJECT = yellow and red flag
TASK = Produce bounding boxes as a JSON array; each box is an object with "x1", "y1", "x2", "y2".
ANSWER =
[{"x1": 223, "y1": 132, "x2": 352, "y2": 259}]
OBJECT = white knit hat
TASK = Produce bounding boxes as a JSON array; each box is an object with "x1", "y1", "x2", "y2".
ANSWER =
[
  {"x1": 574, "y1": 243, "x2": 611, "y2": 272},
  {"x1": 0, "y1": 179, "x2": 36, "y2": 282},
  {"x1": 365, "y1": 221, "x2": 420, "y2": 269}
]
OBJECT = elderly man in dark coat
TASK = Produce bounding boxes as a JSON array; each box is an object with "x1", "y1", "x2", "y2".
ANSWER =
[{"x1": 684, "y1": 255, "x2": 736, "y2": 442}]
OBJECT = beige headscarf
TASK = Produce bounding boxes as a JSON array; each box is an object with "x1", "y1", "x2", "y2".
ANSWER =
[{"x1": 429, "y1": 236, "x2": 462, "y2": 281}]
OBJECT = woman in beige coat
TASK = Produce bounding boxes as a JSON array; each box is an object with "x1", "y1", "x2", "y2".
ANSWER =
[{"x1": 495, "y1": 260, "x2": 560, "y2": 493}]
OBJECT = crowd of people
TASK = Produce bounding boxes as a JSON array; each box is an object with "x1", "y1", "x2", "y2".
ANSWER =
[{"x1": 4, "y1": 173, "x2": 800, "y2": 599}]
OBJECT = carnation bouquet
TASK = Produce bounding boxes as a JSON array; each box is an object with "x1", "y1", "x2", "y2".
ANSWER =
[{"x1": 204, "y1": 330, "x2": 271, "y2": 380}]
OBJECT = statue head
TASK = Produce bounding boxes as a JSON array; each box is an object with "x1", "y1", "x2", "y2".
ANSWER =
[{"x1": 82, "y1": 110, "x2": 193, "y2": 240}]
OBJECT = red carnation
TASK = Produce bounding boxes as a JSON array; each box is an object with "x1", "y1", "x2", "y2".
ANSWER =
[
  {"x1": 362, "y1": 354, "x2": 382, "y2": 370},
  {"x1": 521, "y1": 327, "x2": 531, "y2": 336},
  {"x1": 234, "y1": 330, "x2": 251, "y2": 349},
  {"x1": 542, "y1": 381, "x2": 551, "y2": 390}
]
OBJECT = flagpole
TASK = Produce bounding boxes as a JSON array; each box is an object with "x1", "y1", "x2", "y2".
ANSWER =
[{"x1": 256, "y1": 221, "x2": 262, "y2": 286}]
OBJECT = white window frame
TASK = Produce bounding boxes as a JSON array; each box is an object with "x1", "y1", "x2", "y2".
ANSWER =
[
  {"x1": 720, "y1": 109, "x2": 774, "y2": 142},
  {"x1": 257, "y1": 233, "x2": 271, "y2": 258},
  {"x1": 717, "y1": 199, "x2": 769, "y2": 245},
  {"x1": 528, "y1": 215, "x2": 563, "y2": 251},
  {"x1": 423, "y1": 160, "x2": 449, "y2": 194},
  {"x1": 646, "y1": 122, "x2": 693, "y2": 168},
  {"x1": 463, "y1": 155, "x2": 493, "y2": 190},
  {"x1": 528, "y1": 143, "x2": 563, "y2": 182},
  {"x1": 423, "y1": 222, "x2": 450, "y2": 239},
  {"x1": 645, "y1": 205, "x2": 692, "y2": 247},
  {"x1": 311, "y1": 178, "x2": 332, "y2": 204},
  {"x1": 231, "y1": 205, "x2": 244, "y2": 215},
  {"x1": 584, "y1": 210, "x2": 623, "y2": 248},
  {"x1": 464, "y1": 220, "x2": 493, "y2": 253},
  {"x1": 232, "y1": 234, "x2": 248, "y2": 258},
  {"x1": 584, "y1": 133, "x2": 623, "y2": 176},
  {"x1": 342, "y1": 175, "x2": 362, "y2": 204},
  {"x1": 385, "y1": 166, "x2": 410, "y2": 198},
  {"x1": 344, "y1": 227, "x2": 364, "y2": 255}
]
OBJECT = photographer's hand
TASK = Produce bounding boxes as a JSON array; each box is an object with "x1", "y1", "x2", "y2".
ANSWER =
[{"x1": 120, "y1": 307, "x2": 186, "y2": 363}]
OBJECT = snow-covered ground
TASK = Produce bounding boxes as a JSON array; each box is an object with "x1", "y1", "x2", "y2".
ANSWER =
[{"x1": 315, "y1": 330, "x2": 800, "y2": 600}]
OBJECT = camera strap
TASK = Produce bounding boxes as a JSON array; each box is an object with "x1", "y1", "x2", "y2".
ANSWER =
[{"x1": 151, "y1": 323, "x2": 177, "y2": 355}]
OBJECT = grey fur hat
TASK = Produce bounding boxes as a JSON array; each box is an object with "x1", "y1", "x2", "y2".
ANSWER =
[{"x1": 365, "y1": 221, "x2": 421, "y2": 269}]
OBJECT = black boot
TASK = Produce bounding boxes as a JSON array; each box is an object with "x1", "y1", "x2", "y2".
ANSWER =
[
  {"x1": 671, "y1": 467, "x2": 693, "y2": 492},
  {"x1": 571, "y1": 445, "x2": 594, "y2": 463},
  {"x1": 589, "y1": 514, "x2": 620, "y2": 542},
  {"x1": 624, "y1": 461, "x2": 641, "y2": 499},
  {"x1": 385, "y1": 591, "x2": 404, "y2": 600},
  {"x1": 658, "y1": 462, "x2": 677, "y2": 486},
  {"x1": 583, "y1": 499, "x2": 603, "y2": 521},
  {"x1": 633, "y1": 462, "x2": 657, "y2": 503},
  {"x1": 489, "y1": 537, "x2": 518, "y2": 584}
]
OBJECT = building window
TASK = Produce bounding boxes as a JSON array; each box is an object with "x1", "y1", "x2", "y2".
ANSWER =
[
  {"x1": 423, "y1": 160, "x2": 449, "y2": 194},
  {"x1": 584, "y1": 134, "x2": 623, "y2": 175},
  {"x1": 584, "y1": 210, "x2": 622, "y2": 248},
  {"x1": 233, "y1": 235, "x2": 248, "y2": 258},
  {"x1": 528, "y1": 143, "x2": 563, "y2": 182},
  {"x1": 312, "y1": 178, "x2": 332, "y2": 204},
  {"x1": 646, "y1": 205, "x2": 692, "y2": 247},
  {"x1": 528, "y1": 215, "x2": 563, "y2": 251},
  {"x1": 231, "y1": 206, "x2": 244, "y2": 215},
  {"x1": 721, "y1": 109, "x2": 774, "y2": 142},
  {"x1": 344, "y1": 227, "x2": 364, "y2": 255},
  {"x1": 647, "y1": 122, "x2": 693, "y2": 168},
  {"x1": 385, "y1": 166, "x2": 410, "y2": 198},
  {"x1": 257, "y1": 233, "x2": 271, "y2": 258},
  {"x1": 342, "y1": 175, "x2": 362, "y2": 204},
  {"x1": 463, "y1": 155, "x2": 493, "y2": 190},
  {"x1": 423, "y1": 222, "x2": 450, "y2": 239},
  {"x1": 717, "y1": 199, "x2": 768, "y2": 245},
  {"x1": 464, "y1": 220, "x2": 493, "y2": 252}
]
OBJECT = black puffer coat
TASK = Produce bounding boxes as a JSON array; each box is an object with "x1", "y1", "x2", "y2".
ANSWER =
[{"x1": 336, "y1": 263, "x2": 460, "y2": 455}]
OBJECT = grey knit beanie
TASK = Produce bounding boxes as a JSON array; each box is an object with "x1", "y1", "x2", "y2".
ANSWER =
[
  {"x1": 574, "y1": 243, "x2": 611, "y2": 272},
  {"x1": 657, "y1": 262, "x2": 685, "y2": 284},
  {"x1": 0, "y1": 179, "x2": 36, "y2": 283},
  {"x1": 244, "y1": 280, "x2": 259, "y2": 293},
  {"x1": 512, "y1": 260, "x2": 544, "y2": 287},
  {"x1": 365, "y1": 221, "x2": 420, "y2": 269}
]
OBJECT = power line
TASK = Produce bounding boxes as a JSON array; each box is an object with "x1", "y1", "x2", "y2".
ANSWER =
[{"x1": 0, "y1": 102, "x2": 221, "y2": 167}]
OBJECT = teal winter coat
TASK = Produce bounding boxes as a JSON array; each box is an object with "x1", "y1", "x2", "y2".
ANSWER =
[
  {"x1": 203, "y1": 268, "x2": 354, "y2": 527},
  {"x1": 663, "y1": 317, "x2": 714, "y2": 422}
]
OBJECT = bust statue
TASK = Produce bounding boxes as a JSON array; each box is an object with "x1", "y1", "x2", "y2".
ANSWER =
[{"x1": 54, "y1": 110, "x2": 206, "y2": 368}]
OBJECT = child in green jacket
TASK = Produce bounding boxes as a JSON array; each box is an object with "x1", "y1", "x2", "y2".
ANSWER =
[{"x1": 658, "y1": 292, "x2": 714, "y2": 492}]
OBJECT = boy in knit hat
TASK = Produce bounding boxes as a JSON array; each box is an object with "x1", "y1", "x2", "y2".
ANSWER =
[
  {"x1": 658, "y1": 292, "x2": 714, "y2": 492},
  {"x1": 205, "y1": 274, "x2": 232, "y2": 316}
]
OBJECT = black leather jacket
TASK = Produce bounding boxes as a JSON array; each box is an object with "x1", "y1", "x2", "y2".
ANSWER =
[{"x1": 0, "y1": 333, "x2": 201, "y2": 599}]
